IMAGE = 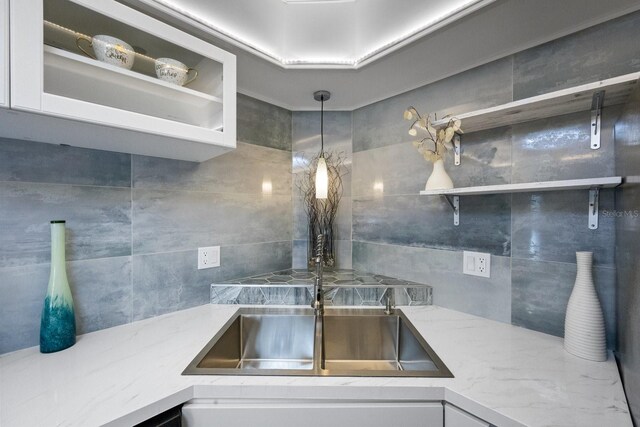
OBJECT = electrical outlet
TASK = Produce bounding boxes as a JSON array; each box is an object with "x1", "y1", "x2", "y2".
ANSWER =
[
  {"x1": 463, "y1": 251, "x2": 490, "y2": 278},
  {"x1": 198, "y1": 246, "x2": 220, "y2": 269}
]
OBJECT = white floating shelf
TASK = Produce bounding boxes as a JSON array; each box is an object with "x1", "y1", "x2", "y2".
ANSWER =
[
  {"x1": 432, "y1": 73, "x2": 640, "y2": 133},
  {"x1": 420, "y1": 177, "x2": 622, "y2": 196},
  {"x1": 43, "y1": 45, "x2": 223, "y2": 129}
]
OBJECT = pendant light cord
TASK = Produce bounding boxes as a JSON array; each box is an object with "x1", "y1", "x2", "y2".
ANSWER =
[{"x1": 320, "y1": 95, "x2": 324, "y2": 156}]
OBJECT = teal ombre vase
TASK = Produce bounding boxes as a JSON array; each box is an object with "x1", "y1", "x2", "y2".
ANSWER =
[{"x1": 40, "y1": 220, "x2": 76, "y2": 353}]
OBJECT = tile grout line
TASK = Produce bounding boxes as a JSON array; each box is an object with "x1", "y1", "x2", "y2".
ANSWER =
[
  {"x1": 0, "y1": 179, "x2": 131, "y2": 190},
  {"x1": 131, "y1": 241, "x2": 294, "y2": 258},
  {"x1": 0, "y1": 241, "x2": 296, "y2": 271}
]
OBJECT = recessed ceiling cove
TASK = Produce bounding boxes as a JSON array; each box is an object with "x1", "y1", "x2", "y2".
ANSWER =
[{"x1": 146, "y1": 0, "x2": 495, "y2": 69}]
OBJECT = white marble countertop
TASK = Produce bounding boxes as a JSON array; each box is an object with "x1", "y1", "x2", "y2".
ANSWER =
[{"x1": 0, "y1": 304, "x2": 631, "y2": 427}]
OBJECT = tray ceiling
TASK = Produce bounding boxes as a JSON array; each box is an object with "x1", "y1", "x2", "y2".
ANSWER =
[
  {"x1": 145, "y1": 0, "x2": 495, "y2": 68},
  {"x1": 126, "y1": 0, "x2": 640, "y2": 110}
]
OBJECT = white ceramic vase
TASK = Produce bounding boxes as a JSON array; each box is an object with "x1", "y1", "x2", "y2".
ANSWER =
[
  {"x1": 564, "y1": 251, "x2": 607, "y2": 361},
  {"x1": 425, "y1": 158, "x2": 454, "y2": 191}
]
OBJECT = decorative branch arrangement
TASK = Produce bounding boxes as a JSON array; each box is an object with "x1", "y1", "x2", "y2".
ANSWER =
[
  {"x1": 403, "y1": 106, "x2": 463, "y2": 163},
  {"x1": 296, "y1": 151, "x2": 348, "y2": 268}
]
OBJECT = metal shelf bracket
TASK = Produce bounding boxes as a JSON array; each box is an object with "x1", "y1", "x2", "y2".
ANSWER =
[
  {"x1": 453, "y1": 134, "x2": 461, "y2": 166},
  {"x1": 591, "y1": 90, "x2": 605, "y2": 150},
  {"x1": 442, "y1": 195, "x2": 460, "y2": 226},
  {"x1": 589, "y1": 188, "x2": 599, "y2": 230}
]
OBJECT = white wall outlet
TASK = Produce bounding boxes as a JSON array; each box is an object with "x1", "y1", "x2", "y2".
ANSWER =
[
  {"x1": 198, "y1": 246, "x2": 220, "y2": 269},
  {"x1": 463, "y1": 251, "x2": 491, "y2": 278}
]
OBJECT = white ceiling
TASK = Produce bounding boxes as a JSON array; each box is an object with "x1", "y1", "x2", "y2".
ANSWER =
[
  {"x1": 126, "y1": 0, "x2": 640, "y2": 110},
  {"x1": 143, "y1": 0, "x2": 493, "y2": 68}
]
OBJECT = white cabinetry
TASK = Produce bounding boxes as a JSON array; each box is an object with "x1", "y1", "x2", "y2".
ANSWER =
[
  {"x1": 0, "y1": 0, "x2": 8, "y2": 108},
  {"x1": 445, "y1": 403, "x2": 490, "y2": 427},
  {"x1": 6, "y1": 0, "x2": 236, "y2": 161},
  {"x1": 182, "y1": 399, "x2": 444, "y2": 427}
]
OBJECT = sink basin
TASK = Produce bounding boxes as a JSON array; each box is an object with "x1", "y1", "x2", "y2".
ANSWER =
[
  {"x1": 183, "y1": 307, "x2": 452, "y2": 377},
  {"x1": 187, "y1": 308, "x2": 317, "y2": 375},
  {"x1": 323, "y1": 313, "x2": 439, "y2": 372}
]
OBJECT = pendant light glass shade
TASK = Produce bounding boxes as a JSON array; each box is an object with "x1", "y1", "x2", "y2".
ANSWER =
[
  {"x1": 315, "y1": 156, "x2": 328, "y2": 199},
  {"x1": 313, "y1": 90, "x2": 331, "y2": 200}
]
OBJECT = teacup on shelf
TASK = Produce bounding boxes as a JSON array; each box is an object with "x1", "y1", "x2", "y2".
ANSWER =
[
  {"x1": 155, "y1": 58, "x2": 198, "y2": 86},
  {"x1": 76, "y1": 35, "x2": 135, "y2": 70}
]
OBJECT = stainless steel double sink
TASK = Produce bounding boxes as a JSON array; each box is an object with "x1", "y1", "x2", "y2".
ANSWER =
[{"x1": 183, "y1": 308, "x2": 452, "y2": 377}]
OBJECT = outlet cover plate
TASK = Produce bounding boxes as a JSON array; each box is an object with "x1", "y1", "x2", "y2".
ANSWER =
[
  {"x1": 463, "y1": 251, "x2": 490, "y2": 278},
  {"x1": 198, "y1": 246, "x2": 220, "y2": 269}
]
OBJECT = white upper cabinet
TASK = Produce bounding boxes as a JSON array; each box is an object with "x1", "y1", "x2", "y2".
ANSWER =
[
  {"x1": 8, "y1": 0, "x2": 236, "y2": 161},
  {"x1": 0, "y1": 0, "x2": 8, "y2": 108}
]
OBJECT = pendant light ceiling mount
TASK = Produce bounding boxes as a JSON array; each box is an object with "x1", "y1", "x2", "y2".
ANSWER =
[{"x1": 313, "y1": 90, "x2": 331, "y2": 102}]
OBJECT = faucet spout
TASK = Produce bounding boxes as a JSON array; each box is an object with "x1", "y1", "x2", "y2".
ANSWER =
[
  {"x1": 312, "y1": 234, "x2": 325, "y2": 316},
  {"x1": 384, "y1": 289, "x2": 395, "y2": 315}
]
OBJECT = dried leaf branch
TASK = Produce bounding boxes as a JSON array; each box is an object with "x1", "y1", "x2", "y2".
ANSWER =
[{"x1": 404, "y1": 106, "x2": 463, "y2": 163}]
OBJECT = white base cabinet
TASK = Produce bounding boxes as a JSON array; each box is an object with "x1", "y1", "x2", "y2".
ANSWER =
[
  {"x1": 182, "y1": 399, "x2": 444, "y2": 427},
  {"x1": 444, "y1": 403, "x2": 490, "y2": 427}
]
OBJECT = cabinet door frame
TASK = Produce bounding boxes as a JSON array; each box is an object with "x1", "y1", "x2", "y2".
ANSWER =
[
  {"x1": 9, "y1": 0, "x2": 236, "y2": 147},
  {"x1": 182, "y1": 399, "x2": 444, "y2": 427},
  {"x1": 444, "y1": 402, "x2": 490, "y2": 427},
  {"x1": 0, "y1": 0, "x2": 8, "y2": 108}
]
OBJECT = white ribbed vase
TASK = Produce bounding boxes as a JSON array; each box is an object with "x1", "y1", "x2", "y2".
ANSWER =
[
  {"x1": 564, "y1": 251, "x2": 607, "y2": 361},
  {"x1": 425, "y1": 159, "x2": 454, "y2": 191}
]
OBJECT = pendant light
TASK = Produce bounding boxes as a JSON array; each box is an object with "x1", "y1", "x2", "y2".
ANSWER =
[{"x1": 314, "y1": 90, "x2": 330, "y2": 199}]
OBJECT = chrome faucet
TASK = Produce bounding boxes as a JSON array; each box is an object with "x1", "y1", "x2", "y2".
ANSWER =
[
  {"x1": 311, "y1": 234, "x2": 325, "y2": 316},
  {"x1": 384, "y1": 289, "x2": 395, "y2": 315}
]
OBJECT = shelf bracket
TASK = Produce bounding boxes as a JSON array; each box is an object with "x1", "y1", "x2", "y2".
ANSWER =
[
  {"x1": 442, "y1": 195, "x2": 460, "y2": 226},
  {"x1": 590, "y1": 90, "x2": 604, "y2": 150},
  {"x1": 589, "y1": 188, "x2": 599, "y2": 230},
  {"x1": 453, "y1": 134, "x2": 461, "y2": 166}
]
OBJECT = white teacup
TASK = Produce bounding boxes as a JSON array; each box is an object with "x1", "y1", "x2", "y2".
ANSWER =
[
  {"x1": 155, "y1": 58, "x2": 198, "y2": 86},
  {"x1": 76, "y1": 35, "x2": 135, "y2": 70}
]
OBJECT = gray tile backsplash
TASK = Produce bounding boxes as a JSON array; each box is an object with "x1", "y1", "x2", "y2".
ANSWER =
[
  {"x1": 0, "y1": 264, "x2": 50, "y2": 353},
  {"x1": 510, "y1": 109, "x2": 618, "y2": 183},
  {"x1": 237, "y1": 94, "x2": 292, "y2": 151},
  {"x1": 0, "y1": 256, "x2": 132, "y2": 354},
  {"x1": 69, "y1": 257, "x2": 133, "y2": 335},
  {"x1": 511, "y1": 190, "x2": 616, "y2": 267},
  {"x1": 352, "y1": 241, "x2": 511, "y2": 322},
  {"x1": 353, "y1": 57, "x2": 513, "y2": 153},
  {"x1": 129, "y1": 241, "x2": 292, "y2": 321},
  {"x1": 132, "y1": 142, "x2": 292, "y2": 195},
  {"x1": 353, "y1": 194, "x2": 511, "y2": 256},
  {"x1": 513, "y1": 11, "x2": 640, "y2": 100},
  {"x1": 132, "y1": 250, "x2": 215, "y2": 321},
  {"x1": 132, "y1": 190, "x2": 291, "y2": 254},
  {"x1": 511, "y1": 258, "x2": 616, "y2": 347},
  {"x1": 0, "y1": 138, "x2": 131, "y2": 187},
  {"x1": 0, "y1": 182, "x2": 131, "y2": 267},
  {"x1": 0, "y1": 94, "x2": 293, "y2": 354}
]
